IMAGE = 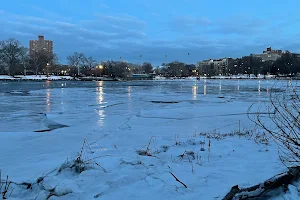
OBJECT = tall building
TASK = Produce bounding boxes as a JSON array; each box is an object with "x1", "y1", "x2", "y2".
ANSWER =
[
  {"x1": 197, "y1": 58, "x2": 232, "y2": 75},
  {"x1": 252, "y1": 47, "x2": 282, "y2": 62},
  {"x1": 263, "y1": 47, "x2": 282, "y2": 55},
  {"x1": 29, "y1": 35, "x2": 53, "y2": 57}
]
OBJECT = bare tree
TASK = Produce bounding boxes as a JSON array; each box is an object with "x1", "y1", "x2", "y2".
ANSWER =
[
  {"x1": 0, "y1": 51, "x2": 8, "y2": 74},
  {"x1": 249, "y1": 81, "x2": 300, "y2": 168},
  {"x1": 67, "y1": 52, "x2": 86, "y2": 76},
  {"x1": 20, "y1": 47, "x2": 29, "y2": 75},
  {"x1": 30, "y1": 50, "x2": 40, "y2": 75},
  {"x1": 85, "y1": 56, "x2": 97, "y2": 69},
  {"x1": 142, "y1": 62, "x2": 153, "y2": 74},
  {"x1": 29, "y1": 50, "x2": 52, "y2": 75},
  {"x1": 0, "y1": 38, "x2": 23, "y2": 75},
  {"x1": 52, "y1": 53, "x2": 59, "y2": 65},
  {"x1": 103, "y1": 61, "x2": 131, "y2": 78},
  {"x1": 221, "y1": 81, "x2": 300, "y2": 199}
]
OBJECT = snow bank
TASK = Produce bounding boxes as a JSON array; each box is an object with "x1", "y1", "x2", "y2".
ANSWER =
[
  {"x1": 0, "y1": 75, "x2": 16, "y2": 80},
  {"x1": 0, "y1": 75, "x2": 73, "y2": 81}
]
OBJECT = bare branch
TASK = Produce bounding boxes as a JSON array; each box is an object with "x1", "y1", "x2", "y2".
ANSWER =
[
  {"x1": 169, "y1": 172, "x2": 187, "y2": 188},
  {"x1": 249, "y1": 81, "x2": 300, "y2": 167}
]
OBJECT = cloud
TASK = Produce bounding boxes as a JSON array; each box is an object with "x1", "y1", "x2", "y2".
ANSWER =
[
  {"x1": 170, "y1": 16, "x2": 211, "y2": 31},
  {"x1": 211, "y1": 17, "x2": 267, "y2": 35},
  {"x1": 170, "y1": 15, "x2": 268, "y2": 36},
  {"x1": 0, "y1": 9, "x2": 151, "y2": 63},
  {"x1": 14, "y1": 32, "x2": 35, "y2": 37},
  {"x1": 0, "y1": 10, "x2": 146, "y2": 41},
  {"x1": 54, "y1": 21, "x2": 77, "y2": 28},
  {"x1": 25, "y1": 5, "x2": 72, "y2": 21},
  {"x1": 93, "y1": 13, "x2": 146, "y2": 30},
  {"x1": 98, "y1": 3, "x2": 109, "y2": 9},
  {"x1": 1, "y1": 7, "x2": 300, "y2": 65},
  {"x1": 0, "y1": 11, "x2": 51, "y2": 24}
]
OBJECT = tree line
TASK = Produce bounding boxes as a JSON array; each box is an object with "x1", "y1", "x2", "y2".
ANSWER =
[
  {"x1": 155, "y1": 62, "x2": 198, "y2": 77},
  {"x1": 66, "y1": 52, "x2": 153, "y2": 78},
  {"x1": 1, "y1": 38, "x2": 300, "y2": 78},
  {"x1": 0, "y1": 38, "x2": 154, "y2": 78},
  {"x1": 0, "y1": 38, "x2": 57, "y2": 76},
  {"x1": 199, "y1": 52, "x2": 300, "y2": 77}
]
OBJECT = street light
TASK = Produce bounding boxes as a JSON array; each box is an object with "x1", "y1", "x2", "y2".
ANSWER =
[
  {"x1": 165, "y1": 54, "x2": 167, "y2": 65},
  {"x1": 77, "y1": 55, "x2": 82, "y2": 77},
  {"x1": 46, "y1": 63, "x2": 50, "y2": 77},
  {"x1": 96, "y1": 64, "x2": 104, "y2": 78}
]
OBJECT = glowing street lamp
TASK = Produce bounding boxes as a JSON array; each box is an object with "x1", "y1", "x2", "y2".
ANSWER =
[
  {"x1": 46, "y1": 63, "x2": 50, "y2": 77},
  {"x1": 96, "y1": 65, "x2": 104, "y2": 77},
  {"x1": 61, "y1": 70, "x2": 67, "y2": 75}
]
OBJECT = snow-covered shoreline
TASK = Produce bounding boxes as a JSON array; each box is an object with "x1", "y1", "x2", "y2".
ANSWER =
[
  {"x1": 0, "y1": 75, "x2": 74, "y2": 81},
  {"x1": 1, "y1": 74, "x2": 296, "y2": 82}
]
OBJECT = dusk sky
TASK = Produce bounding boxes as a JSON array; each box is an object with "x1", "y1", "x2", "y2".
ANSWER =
[{"x1": 1, "y1": 0, "x2": 300, "y2": 65}]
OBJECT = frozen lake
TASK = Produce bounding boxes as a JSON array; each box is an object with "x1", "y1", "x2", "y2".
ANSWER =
[
  {"x1": 0, "y1": 79, "x2": 298, "y2": 200},
  {"x1": 0, "y1": 79, "x2": 276, "y2": 132}
]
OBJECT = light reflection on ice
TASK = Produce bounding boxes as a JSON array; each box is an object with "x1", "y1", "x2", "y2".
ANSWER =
[
  {"x1": 97, "y1": 81, "x2": 103, "y2": 88},
  {"x1": 45, "y1": 80, "x2": 51, "y2": 87},
  {"x1": 96, "y1": 82, "x2": 104, "y2": 104},
  {"x1": 127, "y1": 86, "x2": 133, "y2": 111},
  {"x1": 60, "y1": 88, "x2": 65, "y2": 112},
  {"x1": 192, "y1": 84, "x2": 197, "y2": 100},
  {"x1": 46, "y1": 89, "x2": 51, "y2": 112},
  {"x1": 203, "y1": 80, "x2": 207, "y2": 95},
  {"x1": 258, "y1": 80, "x2": 261, "y2": 94},
  {"x1": 97, "y1": 110, "x2": 105, "y2": 125},
  {"x1": 128, "y1": 86, "x2": 131, "y2": 99},
  {"x1": 266, "y1": 80, "x2": 270, "y2": 93},
  {"x1": 96, "y1": 81, "x2": 105, "y2": 125}
]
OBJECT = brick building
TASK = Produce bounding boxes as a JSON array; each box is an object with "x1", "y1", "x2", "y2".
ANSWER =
[
  {"x1": 252, "y1": 47, "x2": 282, "y2": 62},
  {"x1": 29, "y1": 35, "x2": 53, "y2": 57}
]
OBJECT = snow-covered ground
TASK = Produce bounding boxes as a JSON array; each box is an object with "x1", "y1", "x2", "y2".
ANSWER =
[
  {"x1": 0, "y1": 75, "x2": 73, "y2": 81},
  {"x1": 0, "y1": 80, "x2": 299, "y2": 199},
  {"x1": 205, "y1": 74, "x2": 276, "y2": 79}
]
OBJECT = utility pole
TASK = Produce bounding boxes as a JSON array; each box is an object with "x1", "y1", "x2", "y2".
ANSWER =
[
  {"x1": 165, "y1": 54, "x2": 168, "y2": 66},
  {"x1": 140, "y1": 54, "x2": 143, "y2": 73},
  {"x1": 77, "y1": 56, "x2": 81, "y2": 77}
]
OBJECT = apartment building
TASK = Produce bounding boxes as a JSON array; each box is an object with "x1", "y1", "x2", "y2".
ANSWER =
[
  {"x1": 252, "y1": 47, "x2": 282, "y2": 62},
  {"x1": 29, "y1": 35, "x2": 53, "y2": 57}
]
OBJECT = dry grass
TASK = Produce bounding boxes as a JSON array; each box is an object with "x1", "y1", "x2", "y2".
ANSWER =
[
  {"x1": 58, "y1": 138, "x2": 107, "y2": 174},
  {"x1": 136, "y1": 136, "x2": 158, "y2": 156},
  {"x1": 1, "y1": 173, "x2": 12, "y2": 199}
]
